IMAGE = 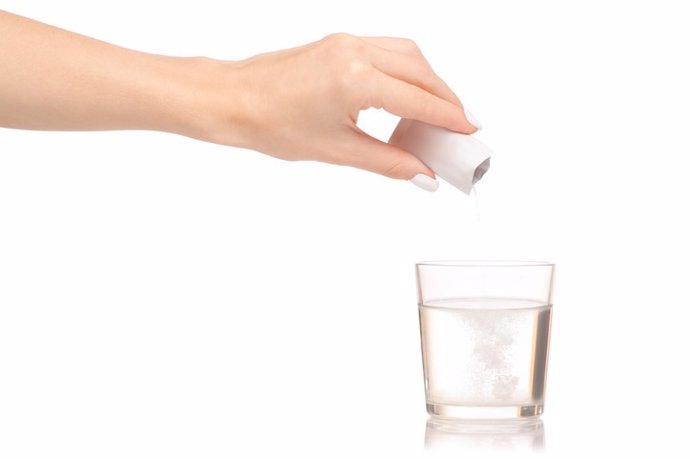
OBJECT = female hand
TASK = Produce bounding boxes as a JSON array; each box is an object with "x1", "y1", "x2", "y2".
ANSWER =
[
  {"x1": 0, "y1": 11, "x2": 480, "y2": 190},
  {"x1": 197, "y1": 33, "x2": 481, "y2": 190}
]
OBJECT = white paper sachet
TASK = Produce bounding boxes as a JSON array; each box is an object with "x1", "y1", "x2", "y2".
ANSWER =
[{"x1": 389, "y1": 119, "x2": 492, "y2": 195}]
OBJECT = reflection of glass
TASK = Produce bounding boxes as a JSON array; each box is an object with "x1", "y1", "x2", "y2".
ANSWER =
[
  {"x1": 424, "y1": 417, "x2": 545, "y2": 452},
  {"x1": 416, "y1": 261, "x2": 555, "y2": 420}
]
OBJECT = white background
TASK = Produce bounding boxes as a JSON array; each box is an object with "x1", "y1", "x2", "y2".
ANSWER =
[{"x1": 1, "y1": 1, "x2": 688, "y2": 457}]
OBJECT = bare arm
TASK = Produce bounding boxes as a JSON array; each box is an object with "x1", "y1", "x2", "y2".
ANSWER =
[
  {"x1": 0, "y1": 10, "x2": 479, "y2": 189},
  {"x1": 0, "y1": 10, "x2": 213, "y2": 135}
]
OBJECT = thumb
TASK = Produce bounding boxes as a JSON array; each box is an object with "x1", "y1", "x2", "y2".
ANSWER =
[{"x1": 344, "y1": 129, "x2": 439, "y2": 192}]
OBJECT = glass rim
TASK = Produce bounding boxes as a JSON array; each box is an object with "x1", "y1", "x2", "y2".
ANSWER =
[{"x1": 416, "y1": 260, "x2": 555, "y2": 268}]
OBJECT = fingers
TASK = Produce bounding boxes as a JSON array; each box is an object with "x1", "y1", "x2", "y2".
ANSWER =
[
  {"x1": 368, "y1": 69, "x2": 477, "y2": 134},
  {"x1": 357, "y1": 36, "x2": 478, "y2": 132},
  {"x1": 340, "y1": 127, "x2": 437, "y2": 183},
  {"x1": 359, "y1": 36, "x2": 424, "y2": 57},
  {"x1": 364, "y1": 43, "x2": 462, "y2": 108}
]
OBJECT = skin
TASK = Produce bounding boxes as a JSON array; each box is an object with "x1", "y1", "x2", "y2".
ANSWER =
[{"x1": 0, "y1": 10, "x2": 478, "y2": 182}]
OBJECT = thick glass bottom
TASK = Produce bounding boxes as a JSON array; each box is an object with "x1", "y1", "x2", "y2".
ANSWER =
[{"x1": 426, "y1": 402, "x2": 543, "y2": 420}]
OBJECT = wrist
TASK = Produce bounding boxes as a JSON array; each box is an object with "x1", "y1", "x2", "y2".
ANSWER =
[{"x1": 163, "y1": 56, "x2": 252, "y2": 149}]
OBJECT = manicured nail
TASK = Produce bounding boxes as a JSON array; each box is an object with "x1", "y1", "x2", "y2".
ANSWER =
[
  {"x1": 464, "y1": 108, "x2": 483, "y2": 130},
  {"x1": 410, "y1": 174, "x2": 440, "y2": 192}
]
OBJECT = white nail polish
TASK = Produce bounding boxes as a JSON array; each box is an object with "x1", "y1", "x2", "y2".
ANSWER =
[
  {"x1": 410, "y1": 174, "x2": 440, "y2": 192},
  {"x1": 464, "y1": 108, "x2": 483, "y2": 130}
]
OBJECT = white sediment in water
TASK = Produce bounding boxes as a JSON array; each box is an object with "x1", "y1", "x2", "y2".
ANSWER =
[{"x1": 419, "y1": 298, "x2": 551, "y2": 406}]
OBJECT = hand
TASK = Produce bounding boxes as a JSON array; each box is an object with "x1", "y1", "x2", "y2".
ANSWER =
[
  {"x1": 195, "y1": 34, "x2": 481, "y2": 187},
  {"x1": 0, "y1": 11, "x2": 481, "y2": 189}
]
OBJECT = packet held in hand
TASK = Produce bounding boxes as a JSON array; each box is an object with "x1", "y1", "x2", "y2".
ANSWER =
[{"x1": 389, "y1": 119, "x2": 492, "y2": 194}]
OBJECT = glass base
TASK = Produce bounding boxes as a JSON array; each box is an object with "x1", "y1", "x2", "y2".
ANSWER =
[
  {"x1": 426, "y1": 403, "x2": 543, "y2": 420},
  {"x1": 424, "y1": 414, "x2": 546, "y2": 451}
]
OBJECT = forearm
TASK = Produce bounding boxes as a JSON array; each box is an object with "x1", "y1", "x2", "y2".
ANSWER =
[
  {"x1": 1, "y1": 12, "x2": 478, "y2": 186},
  {"x1": 0, "y1": 10, "x2": 218, "y2": 137}
]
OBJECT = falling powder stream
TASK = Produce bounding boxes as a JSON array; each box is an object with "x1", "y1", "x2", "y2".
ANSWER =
[{"x1": 470, "y1": 186, "x2": 485, "y2": 259}]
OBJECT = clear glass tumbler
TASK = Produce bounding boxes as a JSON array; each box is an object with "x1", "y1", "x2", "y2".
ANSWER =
[{"x1": 416, "y1": 261, "x2": 555, "y2": 420}]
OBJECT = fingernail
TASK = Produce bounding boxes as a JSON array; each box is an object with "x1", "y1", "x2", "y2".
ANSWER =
[
  {"x1": 464, "y1": 108, "x2": 483, "y2": 130},
  {"x1": 410, "y1": 174, "x2": 440, "y2": 192}
]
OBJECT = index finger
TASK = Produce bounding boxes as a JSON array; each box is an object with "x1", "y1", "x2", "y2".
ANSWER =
[
  {"x1": 363, "y1": 42, "x2": 462, "y2": 107},
  {"x1": 368, "y1": 70, "x2": 477, "y2": 134}
]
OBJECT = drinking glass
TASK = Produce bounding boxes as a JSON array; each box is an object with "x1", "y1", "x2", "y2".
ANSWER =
[{"x1": 416, "y1": 261, "x2": 555, "y2": 419}]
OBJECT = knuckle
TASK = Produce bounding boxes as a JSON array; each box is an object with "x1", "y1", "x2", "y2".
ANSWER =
[
  {"x1": 323, "y1": 32, "x2": 353, "y2": 41},
  {"x1": 417, "y1": 64, "x2": 436, "y2": 84},
  {"x1": 383, "y1": 160, "x2": 410, "y2": 179},
  {"x1": 401, "y1": 38, "x2": 422, "y2": 55},
  {"x1": 322, "y1": 32, "x2": 362, "y2": 54},
  {"x1": 338, "y1": 59, "x2": 373, "y2": 91}
]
